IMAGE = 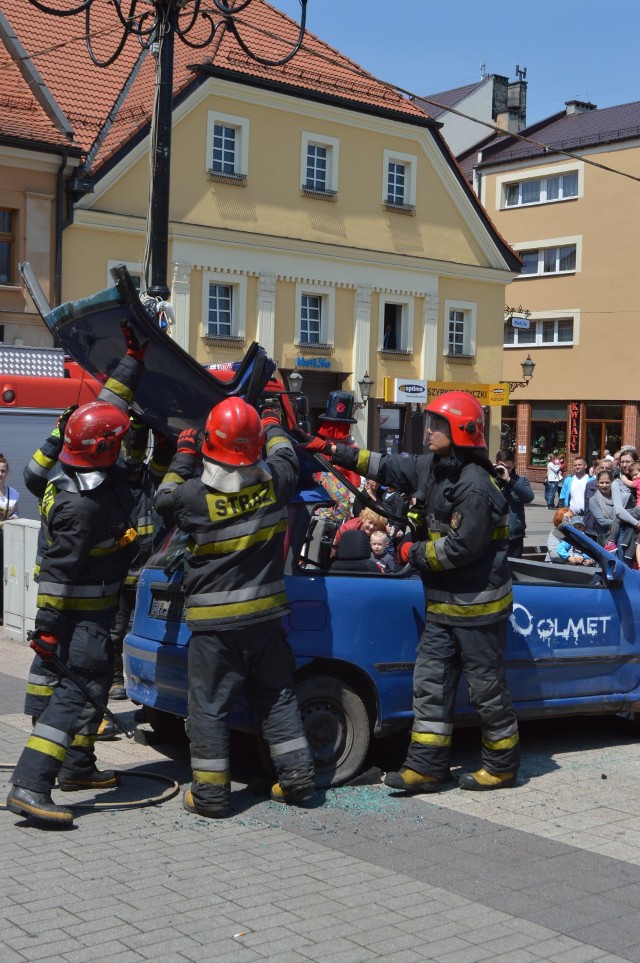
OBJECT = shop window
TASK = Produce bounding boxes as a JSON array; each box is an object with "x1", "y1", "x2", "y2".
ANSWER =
[
  {"x1": 529, "y1": 402, "x2": 568, "y2": 467},
  {"x1": 0, "y1": 209, "x2": 16, "y2": 285},
  {"x1": 500, "y1": 404, "x2": 516, "y2": 452},
  {"x1": 585, "y1": 404, "x2": 623, "y2": 459}
]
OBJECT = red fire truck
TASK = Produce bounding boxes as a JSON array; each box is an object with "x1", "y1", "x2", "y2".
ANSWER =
[{"x1": 1, "y1": 344, "x2": 101, "y2": 519}]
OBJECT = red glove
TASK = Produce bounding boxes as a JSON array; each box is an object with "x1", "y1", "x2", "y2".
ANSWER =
[
  {"x1": 121, "y1": 321, "x2": 150, "y2": 361},
  {"x1": 29, "y1": 630, "x2": 59, "y2": 662},
  {"x1": 291, "y1": 428, "x2": 333, "y2": 455},
  {"x1": 261, "y1": 407, "x2": 281, "y2": 429},
  {"x1": 177, "y1": 428, "x2": 201, "y2": 457},
  {"x1": 398, "y1": 538, "x2": 413, "y2": 565}
]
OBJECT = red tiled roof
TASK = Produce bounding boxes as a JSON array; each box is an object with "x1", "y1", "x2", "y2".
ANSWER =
[
  {"x1": 1, "y1": 0, "x2": 431, "y2": 176},
  {"x1": 0, "y1": 50, "x2": 78, "y2": 150}
]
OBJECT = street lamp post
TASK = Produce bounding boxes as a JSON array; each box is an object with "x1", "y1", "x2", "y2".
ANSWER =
[
  {"x1": 25, "y1": 0, "x2": 309, "y2": 299},
  {"x1": 504, "y1": 354, "x2": 536, "y2": 393},
  {"x1": 354, "y1": 371, "x2": 374, "y2": 410}
]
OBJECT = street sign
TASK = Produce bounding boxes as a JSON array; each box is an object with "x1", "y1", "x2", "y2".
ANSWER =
[{"x1": 511, "y1": 315, "x2": 530, "y2": 329}]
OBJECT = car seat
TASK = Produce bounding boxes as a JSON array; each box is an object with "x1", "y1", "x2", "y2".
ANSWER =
[{"x1": 331, "y1": 530, "x2": 381, "y2": 574}]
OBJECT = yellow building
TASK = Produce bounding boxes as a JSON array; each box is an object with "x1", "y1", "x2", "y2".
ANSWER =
[
  {"x1": 466, "y1": 99, "x2": 640, "y2": 476},
  {"x1": 2, "y1": 1, "x2": 520, "y2": 451}
]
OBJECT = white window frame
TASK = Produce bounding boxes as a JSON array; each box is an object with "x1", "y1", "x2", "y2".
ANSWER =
[
  {"x1": 443, "y1": 299, "x2": 477, "y2": 358},
  {"x1": 504, "y1": 311, "x2": 579, "y2": 348},
  {"x1": 300, "y1": 132, "x2": 340, "y2": 195},
  {"x1": 514, "y1": 235, "x2": 582, "y2": 278},
  {"x1": 201, "y1": 271, "x2": 246, "y2": 340},
  {"x1": 205, "y1": 110, "x2": 249, "y2": 179},
  {"x1": 382, "y1": 149, "x2": 417, "y2": 209},
  {"x1": 378, "y1": 295, "x2": 414, "y2": 352},
  {"x1": 107, "y1": 259, "x2": 142, "y2": 291},
  {"x1": 497, "y1": 161, "x2": 584, "y2": 210},
  {"x1": 294, "y1": 282, "x2": 335, "y2": 347}
]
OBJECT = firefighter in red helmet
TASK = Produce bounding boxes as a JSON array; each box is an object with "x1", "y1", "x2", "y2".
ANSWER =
[
  {"x1": 299, "y1": 389, "x2": 519, "y2": 792},
  {"x1": 7, "y1": 328, "x2": 147, "y2": 827},
  {"x1": 155, "y1": 397, "x2": 315, "y2": 818}
]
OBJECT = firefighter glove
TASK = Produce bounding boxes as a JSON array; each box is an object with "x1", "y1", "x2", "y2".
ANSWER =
[
  {"x1": 121, "y1": 321, "x2": 150, "y2": 361},
  {"x1": 52, "y1": 404, "x2": 79, "y2": 440},
  {"x1": 28, "y1": 630, "x2": 60, "y2": 662},
  {"x1": 291, "y1": 428, "x2": 333, "y2": 455},
  {"x1": 406, "y1": 502, "x2": 428, "y2": 540},
  {"x1": 261, "y1": 402, "x2": 282, "y2": 429},
  {"x1": 397, "y1": 536, "x2": 413, "y2": 566},
  {"x1": 177, "y1": 428, "x2": 202, "y2": 457}
]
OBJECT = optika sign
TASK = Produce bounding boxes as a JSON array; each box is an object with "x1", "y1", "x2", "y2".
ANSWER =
[
  {"x1": 510, "y1": 603, "x2": 612, "y2": 647},
  {"x1": 398, "y1": 383, "x2": 425, "y2": 396},
  {"x1": 295, "y1": 357, "x2": 331, "y2": 369},
  {"x1": 383, "y1": 377, "x2": 427, "y2": 404}
]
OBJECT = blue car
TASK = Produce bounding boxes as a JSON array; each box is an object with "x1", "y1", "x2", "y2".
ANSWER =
[{"x1": 124, "y1": 493, "x2": 640, "y2": 787}]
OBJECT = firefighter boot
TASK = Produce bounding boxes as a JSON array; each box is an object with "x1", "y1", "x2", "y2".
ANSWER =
[
  {"x1": 58, "y1": 768, "x2": 120, "y2": 791},
  {"x1": 109, "y1": 679, "x2": 127, "y2": 701},
  {"x1": 384, "y1": 768, "x2": 445, "y2": 794},
  {"x1": 270, "y1": 781, "x2": 314, "y2": 805},
  {"x1": 6, "y1": 786, "x2": 73, "y2": 826},
  {"x1": 182, "y1": 787, "x2": 229, "y2": 819},
  {"x1": 458, "y1": 768, "x2": 517, "y2": 791},
  {"x1": 96, "y1": 718, "x2": 118, "y2": 741}
]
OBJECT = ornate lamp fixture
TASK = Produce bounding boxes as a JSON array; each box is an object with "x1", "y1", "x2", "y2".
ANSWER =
[{"x1": 354, "y1": 371, "x2": 374, "y2": 409}]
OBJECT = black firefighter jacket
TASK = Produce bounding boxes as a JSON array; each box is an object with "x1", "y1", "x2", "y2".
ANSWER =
[
  {"x1": 154, "y1": 424, "x2": 299, "y2": 631},
  {"x1": 332, "y1": 444, "x2": 512, "y2": 627}
]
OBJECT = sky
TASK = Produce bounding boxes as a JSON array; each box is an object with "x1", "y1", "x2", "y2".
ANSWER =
[{"x1": 271, "y1": 0, "x2": 640, "y2": 126}]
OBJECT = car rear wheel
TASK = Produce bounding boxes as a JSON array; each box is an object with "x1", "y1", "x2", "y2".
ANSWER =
[{"x1": 295, "y1": 675, "x2": 370, "y2": 788}]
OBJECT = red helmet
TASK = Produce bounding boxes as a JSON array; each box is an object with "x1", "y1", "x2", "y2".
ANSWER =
[
  {"x1": 202, "y1": 397, "x2": 265, "y2": 466},
  {"x1": 59, "y1": 401, "x2": 130, "y2": 469},
  {"x1": 425, "y1": 391, "x2": 486, "y2": 448}
]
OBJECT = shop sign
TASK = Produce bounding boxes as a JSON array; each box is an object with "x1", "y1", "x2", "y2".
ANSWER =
[
  {"x1": 295, "y1": 356, "x2": 331, "y2": 369},
  {"x1": 383, "y1": 378, "x2": 427, "y2": 404},
  {"x1": 427, "y1": 381, "x2": 509, "y2": 406},
  {"x1": 569, "y1": 401, "x2": 581, "y2": 453}
]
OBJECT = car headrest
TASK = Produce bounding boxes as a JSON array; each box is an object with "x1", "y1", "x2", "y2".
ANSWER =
[{"x1": 337, "y1": 529, "x2": 371, "y2": 561}]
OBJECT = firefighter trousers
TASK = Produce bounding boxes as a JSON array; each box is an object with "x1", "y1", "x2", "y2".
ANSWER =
[
  {"x1": 12, "y1": 613, "x2": 114, "y2": 793},
  {"x1": 405, "y1": 619, "x2": 519, "y2": 778},
  {"x1": 187, "y1": 622, "x2": 314, "y2": 810}
]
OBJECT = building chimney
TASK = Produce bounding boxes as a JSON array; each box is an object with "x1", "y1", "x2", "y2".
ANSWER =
[
  {"x1": 493, "y1": 71, "x2": 527, "y2": 133},
  {"x1": 565, "y1": 100, "x2": 597, "y2": 115}
]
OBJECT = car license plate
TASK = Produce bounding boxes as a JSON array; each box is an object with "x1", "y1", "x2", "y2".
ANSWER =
[{"x1": 149, "y1": 592, "x2": 184, "y2": 621}]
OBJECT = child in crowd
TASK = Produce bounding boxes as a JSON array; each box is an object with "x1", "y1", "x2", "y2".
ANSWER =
[
  {"x1": 369, "y1": 529, "x2": 397, "y2": 573},
  {"x1": 556, "y1": 516, "x2": 595, "y2": 566}
]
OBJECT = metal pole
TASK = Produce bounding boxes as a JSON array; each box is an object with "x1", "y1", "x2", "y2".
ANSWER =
[{"x1": 147, "y1": 5, "x2": 175, "y2": 301}]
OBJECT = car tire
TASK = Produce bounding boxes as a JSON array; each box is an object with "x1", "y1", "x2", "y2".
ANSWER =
[
  {"x1": 295, "y1": 675, "x2": 371, "y2": 788},
  {"x1": 145, "y1": 706, "x2": 187, "y2": 743}
]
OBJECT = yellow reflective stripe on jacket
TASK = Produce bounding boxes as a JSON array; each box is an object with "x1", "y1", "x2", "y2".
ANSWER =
[
  {"x1": 193, "y1": 769, "x2": 230, "y2": 785},
  {"x1": 410, "y1": 731, "x2": 452, "y2": 747},
  {"x1": 427, "y1": 591, "x2": 513, "y2": 619},
  {"x1": 424, "y1": 541, "x2": 445, "y2": 572},
  {"x1": 88, "y1": 544, "x2": 123, "y2": 558},
  {"x1": 482, "y1": 732, "x2": 519, "y2": 751},
  {"x1": 37, "y1": 593, "x2": 119, "y2": 612},
  {"x1": 188, "y1": 519, "x2": 287, "y2": 557},
  {"x1": 25, "y1": 683, "x2": 55, "y2": 697},
  {"x1": 101, "y1": 376, "x2": 132, "y2": 405},
  {"x1": 187, "y1": 592, "x2": 288, "y2": 622},
  {"x1": 137, "y1": 522, "x2": 153, "y2": 536},
  {"x1": 32, "y1": 449, "x2": 57, "y2": 472},
  {"x1": 25, "y1": 735, "x2": 67, "y2": 761},
  {"x1": 356, "y1": 450, "x2": 372, "y2": 475},
  {"x1": 492, "y1": 526, "x2": 509, "y2": 540},
  {"x1": 160, "y1": 472, "x2": 184, "y2": 487}
]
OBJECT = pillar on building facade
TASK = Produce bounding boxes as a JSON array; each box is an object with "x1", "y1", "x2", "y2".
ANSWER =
[
  {"x1": 170, "y1": 262, "x2": 192, "y2": 352},
  {"x1": 352, "y1": 284, "x2": 372, "y2": 448},
  {"x1": 256, "y1": 272, "x2": 277, "y2": 359},
  {"x1": 622, "y1": 402, "x2": 640, "y2": 452},
  {"x1": 422, "y1": 292, "x2": 439, "y2": 382},
  {"x1": 514, "y1": 400, "x2": 531, "y2": 477}
]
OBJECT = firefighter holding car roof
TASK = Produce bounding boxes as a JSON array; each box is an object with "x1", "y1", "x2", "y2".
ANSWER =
[
  {"x1": 154, "y1": 397, "x2": 315, "y2": 819},
  {"x1": 7, "y1": 327, "x2": 147, "y2": 827},
  {"x1": 298, "y1": 391, "x2": 519, "y2": 792}
]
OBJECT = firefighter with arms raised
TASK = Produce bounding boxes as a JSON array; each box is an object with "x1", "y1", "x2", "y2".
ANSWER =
[
  {"x1": 155, "y1": 397, "x2": 315, "y2": 818},
  {"x1": 300, "y1": 391, "x2": 519, "y2": 792}
]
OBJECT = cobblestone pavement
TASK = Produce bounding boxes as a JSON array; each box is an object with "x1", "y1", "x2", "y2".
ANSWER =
[{"x1": 3, "y1": 631, "x2": 640, "y2": 962}]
